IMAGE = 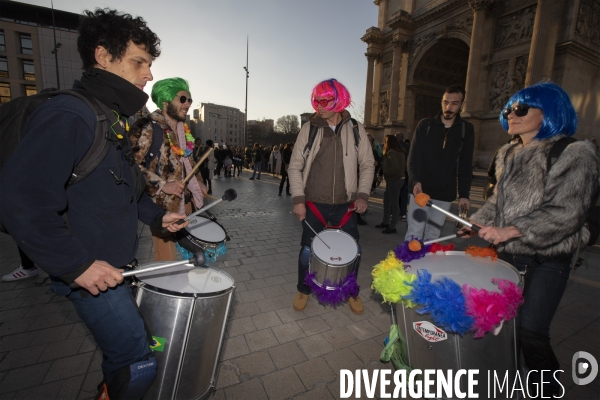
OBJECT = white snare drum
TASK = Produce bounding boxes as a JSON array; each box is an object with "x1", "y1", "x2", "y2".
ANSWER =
[
  {"x1": 397, "y1": 251, "x2": 522, "y2": 398},
  {"x1": 176, "y1": 215, "x2": 228, "y2": 259},
  {"x1": 134, "y1": 264, "x2": 235, "y2": 399},
  {"x1": 309, "y1": 229, "x2": 359, "y2": 289}
]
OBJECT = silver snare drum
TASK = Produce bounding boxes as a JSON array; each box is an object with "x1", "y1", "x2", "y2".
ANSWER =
[
  {"x1": 397, "y1": 251, "x2": 522, "y2": 398},
  {"x1": 309, "y1": 229, "x2": 359, "y2": 289},
  {"x1": 134, "y1": 264, "x2": 235, "y2": 400},
  {"x1": 176, "y1": 215, "x2": 229, "y2": 259}
]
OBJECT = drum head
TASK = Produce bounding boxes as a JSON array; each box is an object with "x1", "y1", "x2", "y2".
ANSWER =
[
  {"x1": 406, "y1": 251, "x2": 521, "y2": 291},
  {"x1": 185, "y1": 216, "x2": 226, "y2": 243},
  {"x1": 136, "y1": 264, "x2": 234, "y2": 296},
  {"x1": 311, "y1": 230, "x2": 358, "y2": 266}
]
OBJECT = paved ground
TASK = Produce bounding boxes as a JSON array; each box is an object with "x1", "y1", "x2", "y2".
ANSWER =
[{"x1": 1, "y1": 169, "x2": 598, "y2": 399}]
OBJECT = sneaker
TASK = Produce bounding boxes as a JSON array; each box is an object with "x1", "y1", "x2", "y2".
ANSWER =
[
  {"x1": 348, "y1": 296, "x2": 364, "y2": 314},
  {"x1": 207, "y1": 189, "x2": 213, "y2": 195},
  {"x1": 2, "y1": 265, "x2": 39, "y2": 282},
  {"x1": 286, "y1": 192, "x2": 291, "y2": 196},
  {"x1": 375, "y1": 223, "x2": 389, "y2": 228},
  {"x1": 293, "y1": 292, "x2": 309, "y2": 311},
  {"x1": 401, "y1": 215, "x2": 407, "y2": 222},
  {"x1": 382, "y1": 228, "x2": 397, "y2": 234},
  {"x1": 249, "y1": 177, "x2": 255, "y2": 180}
]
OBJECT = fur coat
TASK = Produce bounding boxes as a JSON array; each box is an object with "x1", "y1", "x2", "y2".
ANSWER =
[
  {"x1": 471, "y1": 135, "x2": 600, "y2": 257},
  {"x1": 129, "y1": 110, "x2": 185, "y2": 213}
]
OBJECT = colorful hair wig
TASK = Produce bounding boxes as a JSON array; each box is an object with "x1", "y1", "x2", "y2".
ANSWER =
[
  {"x1": 151, "y1": 77, "x2": 191, "y2": 110},
  {"x1": 499, "y1": 82, "x2": 577, "y2": 139},
  {"x1": 311, "y1": 79, "x2": 352, "y2": 113}
]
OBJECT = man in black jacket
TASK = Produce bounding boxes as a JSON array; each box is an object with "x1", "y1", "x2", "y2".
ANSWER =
[
  {"x1": 0, "y1": 9, "x2": 187, "y2": 399},
  {"x1": 405, "y1": 85, "x2": 474, "y2": 241}
]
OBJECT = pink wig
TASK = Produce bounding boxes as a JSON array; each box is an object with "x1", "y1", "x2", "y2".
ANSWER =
[{"x1": 311, "y1": 79, "x2": 352, "y2": 113}]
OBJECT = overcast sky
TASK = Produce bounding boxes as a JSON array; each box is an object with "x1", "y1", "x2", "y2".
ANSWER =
[{"x1": 23, "y1": 0, "x2": 379, "y2": 122}]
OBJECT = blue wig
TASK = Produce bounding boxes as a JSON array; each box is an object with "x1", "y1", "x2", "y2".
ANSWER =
[{"x1": 498, "y1": 82, "x2": 577, "y2": 139}]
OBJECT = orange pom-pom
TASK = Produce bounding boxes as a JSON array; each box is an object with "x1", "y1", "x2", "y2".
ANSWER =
[
  {"x1": 415, "y1": 193, "x2": 431, "y2": 207},
  {"x1": 408, "y1": 240, "x2": 422, "y2": 252},
  {"x1": 465, "y1": 245, "x2": 498, "y2": 260}
]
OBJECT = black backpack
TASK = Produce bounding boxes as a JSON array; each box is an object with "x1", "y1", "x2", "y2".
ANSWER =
[
  {"x1": 0, "y1": 89, "x2": 111, "y2": 185},
  {"x1": 547, "y1": 137, "x2": 600, "y2": 246}
]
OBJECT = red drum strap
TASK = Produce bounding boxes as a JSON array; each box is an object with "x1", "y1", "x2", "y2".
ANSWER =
[{"x1": 305, "y1": 201, "x2": 355, "y2": 230}]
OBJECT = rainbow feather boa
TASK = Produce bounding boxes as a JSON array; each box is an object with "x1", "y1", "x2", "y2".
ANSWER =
[{"x1": 372, "y1": 241, "x2": 523, "y2": 337}]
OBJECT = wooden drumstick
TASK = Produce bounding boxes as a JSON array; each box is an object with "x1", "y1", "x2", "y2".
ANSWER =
[
  {"x1": 183, "y1": 147, "x2": 213, "y2": 184},
  {"x1": 169, "y1": 147, "x2": 213, "y2": 200},
  {"x1": 303, "y1": 220, "x2": 331, "y2": 249}
]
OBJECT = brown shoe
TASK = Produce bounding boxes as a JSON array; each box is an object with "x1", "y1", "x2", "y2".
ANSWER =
[
  {"x1": 348, "y1": 296, "x2": 364, "y2": 314},
  {"x1": 293, "y1": 292, "x2": 309, "y2": 311}
]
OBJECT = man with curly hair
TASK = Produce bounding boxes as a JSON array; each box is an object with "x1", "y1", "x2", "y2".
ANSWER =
[
  {"x1": 1, "y1": 8, "x2": 186, "y2": 399},
  {"x1": 129, "y1": 77, "x2": 207, "y2": 260}
]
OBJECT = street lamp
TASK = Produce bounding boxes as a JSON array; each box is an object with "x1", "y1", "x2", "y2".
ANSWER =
[
  {"x1": 243, "y1": 36, "x2": 249, "y2": 147},
  {"x1": 50, "y1": 0, "x2": 61, "y2": 88}
]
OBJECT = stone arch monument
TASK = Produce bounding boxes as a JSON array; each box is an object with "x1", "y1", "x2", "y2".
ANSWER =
[{"x1": 362, "y1": 0, "x2": 600, "y2": 168}]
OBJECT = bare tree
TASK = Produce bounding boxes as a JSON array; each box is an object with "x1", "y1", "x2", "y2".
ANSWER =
[
  {"x1": 275, "y1": 115, "x2": 300, "y2": 136},
  {"x1": 349, "y1": 101, "x2": 365, "y2": 124}
]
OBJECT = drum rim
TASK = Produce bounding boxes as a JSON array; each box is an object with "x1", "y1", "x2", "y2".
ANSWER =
[
  {"x1": 411, "y1": 251, "x2": 523, "y2": 288},
  {"x1": 310, "y1": 229, "x2": 358, "y2": 265},
  {"x1": 134, "y1": 266, "x2": 236, "y2": 297},
  {"x1": 183, "y1": 216, "x2": 228, "y2": 243}
]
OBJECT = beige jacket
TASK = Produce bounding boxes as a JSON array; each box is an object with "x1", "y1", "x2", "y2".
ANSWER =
[{"x1": 288, "y1": 112, "x2": 375, "y2": 205}]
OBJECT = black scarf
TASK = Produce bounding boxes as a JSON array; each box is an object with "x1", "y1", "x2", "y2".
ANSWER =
[{"x1": 78, "y1": 68, "x2": 148, "y2": 117}]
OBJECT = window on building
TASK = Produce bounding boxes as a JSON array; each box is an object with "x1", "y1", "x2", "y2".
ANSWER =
[
  {"x1": 0, "y1": 82, "x2": 11, "y2": 103},
  {"x1": 0, "y1": 31, "x2": 6, "y2": 52},
  {"x1": 25, "y1": 85, "x2": 36, "y2": 96},
  {"x1": 20, "y1": 33, "x2": 33, "y2": 55},
  {"x1": 0, "y1": 56, "x2": 8, "y2": 78},
  {"x1": 23, "y1": 60, "x2": 35, "y2": 81}
]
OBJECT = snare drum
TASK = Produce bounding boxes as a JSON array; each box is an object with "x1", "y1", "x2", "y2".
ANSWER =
[
  {"x1": 176, "y1": 215, "x2": 229, "y2": 260},
  {"x1": 397, "y1": 251, "x2": 522, "y2": 398},
  {"x1": 134, "y1": 263, "x2": 235, "y2": 400},
  {"x1": 309, "y1": 229, "x2": 359, "y2": 289}
]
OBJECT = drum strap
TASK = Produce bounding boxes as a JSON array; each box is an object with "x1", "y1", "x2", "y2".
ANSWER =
[{"x1": 305, "y1": 201, "x2": 355, "y2": 229}]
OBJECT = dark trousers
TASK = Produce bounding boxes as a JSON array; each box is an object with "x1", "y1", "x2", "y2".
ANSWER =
[
  {"x1": 279, "y1": 169, "x2": 290, "y2": 194},
  {"x1": 399, "y1": 175, "x2": 409, "y2": 217},
  {"x1": 18, "y1": 245, "x2": 35, "y2": 269},
  {"x1": 297, "y1": 202, "x2": 359, "y2": 294},
  {"x1": 500, "y1": 252, "x2": 571, "y2": 393},
  {"x1": 200, "y1": 168, "x2": 211, "y2": 191}
]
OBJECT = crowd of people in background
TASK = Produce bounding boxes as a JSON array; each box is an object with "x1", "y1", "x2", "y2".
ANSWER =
[{"x1": 194, "y1": 141, "x2": 296, "y2": 184}]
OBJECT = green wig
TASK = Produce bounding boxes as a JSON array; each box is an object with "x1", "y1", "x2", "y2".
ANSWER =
[{"x1": 151, "y1": 77, "x2": 191, "y2": 110}]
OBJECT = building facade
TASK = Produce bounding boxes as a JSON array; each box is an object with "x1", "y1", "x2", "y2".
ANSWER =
[
  {"x1": 0, "y1": 1, "x2": 81, "y2": 103},
  {"x1": 362, "y1": 0, "x2": 600, "y2": 167},
  {"x1": 194, "y1": 103, "x2": 244, "y2": 147}
]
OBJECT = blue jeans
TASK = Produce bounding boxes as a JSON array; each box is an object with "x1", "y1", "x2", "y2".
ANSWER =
[
  {"x1": 251, "y1": 161, "x2": 262, "y2": 178},
  {"x1": 50, "y1": 279, "x2": 152, "y2": 383}
]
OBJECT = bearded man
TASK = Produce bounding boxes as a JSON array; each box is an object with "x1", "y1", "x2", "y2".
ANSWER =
[{"x1": 129, "y1": 77, "x2": 207, "y2": 260}]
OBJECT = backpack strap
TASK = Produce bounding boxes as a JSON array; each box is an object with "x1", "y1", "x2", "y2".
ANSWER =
[
  {"x1": 547, "y1": 136, "x2": 577, "y2": 171},
  {"x1": 144, "y1": 121, "x2": 164, "y2": 172},
  {"x1": 302, "y1": 124, "x2": 319, "y2": 157},
  {"x1": 350, "y1": 118, "x2": 360, "y2": 151},
  {"x1": 55, "y1": 89, "x2": 111, "y2": 186}
]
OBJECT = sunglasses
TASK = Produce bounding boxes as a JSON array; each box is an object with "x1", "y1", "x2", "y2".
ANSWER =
[
  {"x1": 179, "y1": 95, "x2": 193, "y2": 104},
  {"x1": 315, "y1": 98, "x2": 334, "y2": 108},
  {"x1": 502, "y1": 104, "x2": 534, "y2": 119}
]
